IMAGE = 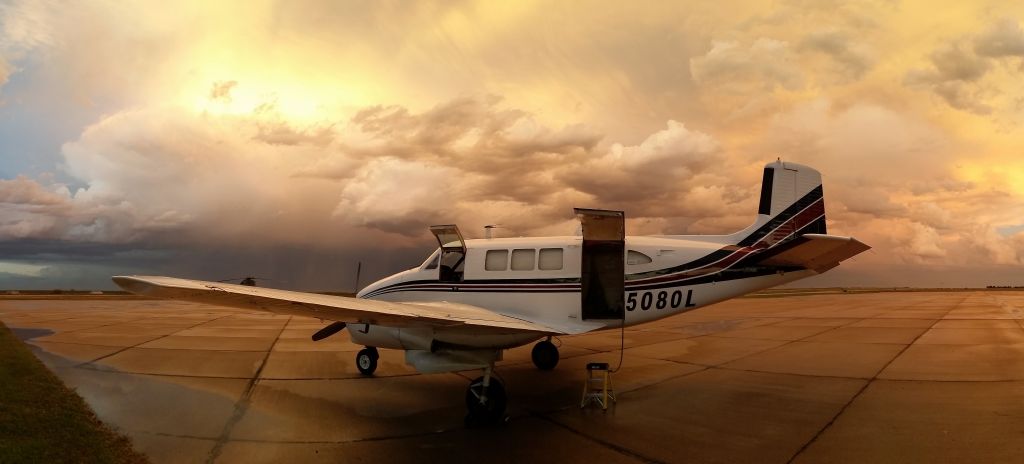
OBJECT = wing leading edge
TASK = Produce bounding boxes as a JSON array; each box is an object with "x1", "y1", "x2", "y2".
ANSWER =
[{"x1": 112, "y1": 276, "x2": 598, "y2": 335}]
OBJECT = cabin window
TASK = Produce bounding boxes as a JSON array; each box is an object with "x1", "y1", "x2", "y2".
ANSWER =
[
  {"x1": 627, "y1": 250, "x2": 653, "y2": 265},
  {"x1": 511, "y1": 249, "x2": 535, "y2": 270},
  {"x1": 538, "y1": 248, "x2": 563, "y2": 270},
  {"x1": 485, "y1": 250, "x2": 508, "y2": 271}
]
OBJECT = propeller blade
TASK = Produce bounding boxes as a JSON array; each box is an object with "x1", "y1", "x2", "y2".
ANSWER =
[{"x1": 311, "y1": 321, "x2": 347, "y2": 341}]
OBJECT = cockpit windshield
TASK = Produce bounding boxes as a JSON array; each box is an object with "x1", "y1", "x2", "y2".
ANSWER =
[{"x1": 421, "y1": 249, "x2": 440, "y2": 270}]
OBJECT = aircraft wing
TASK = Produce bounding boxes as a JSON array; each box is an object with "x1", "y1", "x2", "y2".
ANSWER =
[
  {"x1": 112, "y1": 276, "x2": 598, "y2": 335},
  {"x1": 752, "y1": 234, "x2": 870, "y2": 272}
]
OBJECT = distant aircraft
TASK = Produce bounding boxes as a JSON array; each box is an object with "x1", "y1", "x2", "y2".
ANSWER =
[{"x1": 114, "y1": 160, "x2": 868, "y2": 424}]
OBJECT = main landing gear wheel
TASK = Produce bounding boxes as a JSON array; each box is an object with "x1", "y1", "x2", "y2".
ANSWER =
[
  {"x1": 356, "y1": 347, "x2": 379, "y2": 375},
  {"x1": 465, "y1": 374, "x2": 507, "y2": 427},
  {"x1": 531, "y1": 339, "x2": 559, "y2": 370}
]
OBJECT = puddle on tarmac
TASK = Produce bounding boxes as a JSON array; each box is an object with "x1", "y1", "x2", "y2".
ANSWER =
[
  {"x1": 11, "y1": 327, "x2": 54, "y2": 341},
  {"x1": 25, "y1": 343, "x2": 246, "y2": 439}
]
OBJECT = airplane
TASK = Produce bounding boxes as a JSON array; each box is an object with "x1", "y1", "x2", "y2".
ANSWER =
[{"x1": 113, "y1": 160, "x2": 869, "y2": 425}]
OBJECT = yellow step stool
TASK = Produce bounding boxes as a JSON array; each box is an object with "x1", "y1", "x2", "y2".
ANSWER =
[{"x1": 580, "y1": 362, "x2": 616, "y2": 410}]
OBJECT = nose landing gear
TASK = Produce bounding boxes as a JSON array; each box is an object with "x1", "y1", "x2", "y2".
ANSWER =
[
  {"x1": 531, "y1": 337, "x2": 559, "y2": 370},
  {"x1": 464, "y1": 365, "x2": 507, "y2": 427}
]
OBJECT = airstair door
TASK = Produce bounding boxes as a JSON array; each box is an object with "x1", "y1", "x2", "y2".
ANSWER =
[
  {"x1": 575, "y1": 209, "x2": 625, "y2": 321},
  {"x1": 429, "y1": 224, "x2": 467, "y2": 283}
]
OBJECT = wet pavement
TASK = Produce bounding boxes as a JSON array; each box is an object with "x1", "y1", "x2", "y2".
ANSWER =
[{"x1": 2, "y1": 292, "x2": 1024, "y2": 463}]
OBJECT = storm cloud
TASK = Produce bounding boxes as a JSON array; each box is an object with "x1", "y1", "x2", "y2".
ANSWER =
[{"x1": 2, "y1": 1, "x2": 1024, "y2": 289}]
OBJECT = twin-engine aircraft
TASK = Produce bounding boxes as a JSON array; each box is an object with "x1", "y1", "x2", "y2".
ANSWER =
[{"x1": 113, "y1": 160, "x2": 869, "y2": 424}]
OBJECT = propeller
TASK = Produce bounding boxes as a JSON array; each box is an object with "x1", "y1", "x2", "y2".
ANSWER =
[
  {"x1": 311, "y1": 321, "x2": 347, "y2": 341},
  {"x1": 214, "y1": 276, "x2": 274, "y2": 287}
]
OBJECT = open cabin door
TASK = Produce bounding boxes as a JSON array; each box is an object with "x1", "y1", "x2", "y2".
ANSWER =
[
  {"x1": 429, "y1": 224, "x2": 467, "y2": 283},
  {"x1": 575, "y1": 209, "x2": 625, "y2": 321}
]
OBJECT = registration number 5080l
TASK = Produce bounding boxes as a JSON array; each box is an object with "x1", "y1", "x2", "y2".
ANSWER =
[{"x1": 625, "y1": 289, "x2": 696, "y2": 311}]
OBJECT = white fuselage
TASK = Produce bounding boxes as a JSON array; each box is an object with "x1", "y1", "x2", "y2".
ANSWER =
[{"x1": 350, "y1": 234, "x2": 815, "y2": 351}]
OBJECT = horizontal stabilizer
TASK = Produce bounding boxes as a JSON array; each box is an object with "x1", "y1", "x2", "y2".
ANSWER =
[{"x1": 752, "y1": 234, "x2": 870, "y2": 272}]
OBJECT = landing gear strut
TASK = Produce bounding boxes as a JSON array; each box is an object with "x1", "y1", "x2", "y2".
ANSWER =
[
  {"x1": 464, "y1": 365, "x2": 507, "y2": 426},
  {"x1": 356, "y1": 347, "x2": 379, "y2": 375},
  {"x1": 531, "y1": 337, "x2": 559, "y2": 370}
]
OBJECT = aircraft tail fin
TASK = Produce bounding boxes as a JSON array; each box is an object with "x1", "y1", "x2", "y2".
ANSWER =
[{"x1": 734, "y1": 160, "x2": 827, "y2": 249}]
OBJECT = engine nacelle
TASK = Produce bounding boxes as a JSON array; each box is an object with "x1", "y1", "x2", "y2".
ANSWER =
[{"x1": 348, "y1": 325, "x2": 433, "y2": 351}]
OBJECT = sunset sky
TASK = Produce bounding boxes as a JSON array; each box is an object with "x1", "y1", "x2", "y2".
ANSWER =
[{"x1": 1, "y1": 0, "x2": 1023, "y2": 290}]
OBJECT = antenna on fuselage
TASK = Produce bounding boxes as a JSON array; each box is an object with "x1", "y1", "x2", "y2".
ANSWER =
[
  {"x1": 484, "y1": 224, "x2": 501, "y2": 239},
  {"x1": 354, "y1": 261, "x2": 362, "y2": 293}
]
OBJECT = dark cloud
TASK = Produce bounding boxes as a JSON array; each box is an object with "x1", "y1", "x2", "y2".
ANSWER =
[
  {"x1": 930, "y1": 81, "x2": 992, "y2": 114},
  {"x1": 0, "y1": 238, "x2": 427, "y2": 292},
  {"x1": 906, "y1": 19, "x2": 1024, "y2": 114},
  {"x1": 974, "y1": 18, "x2": 1024, "y2": 57},
  {"x1": 928, "y1": 44, "x2": 991, "y2": 82},
  {"x1": 1, "y1": 97, "x2": 750, "y2": 251},
  {"x1": 558, "y1": 121, "x2": 726, "y2": 210},
  {"x1": 346, "y1": 97, "x2": 602, "y2": 173},
  {"x1": 903, "y1": 42, "x2": 994, "y2": 114},
  {"x1": 690, "y1": 39, "x2": 805, "y2": 93},
  {"x1": 254, "y1": 122, "x2": 335, "y2": 147},
  {"x1": 799, "y1": 30, "x2": 874, "y2": 79}
]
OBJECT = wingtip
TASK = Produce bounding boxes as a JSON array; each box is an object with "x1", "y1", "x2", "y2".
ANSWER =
[
  {"x1": 111, "y1": 275, "x2": 134, "y2": 285},
  {"x1": 111, "y1": 275, "x2": 150, "y2": 295}
]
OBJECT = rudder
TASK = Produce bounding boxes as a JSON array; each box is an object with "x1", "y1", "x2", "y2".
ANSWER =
[{"x1": 738, "y1": 160, "x2": 827, "y2": 248}]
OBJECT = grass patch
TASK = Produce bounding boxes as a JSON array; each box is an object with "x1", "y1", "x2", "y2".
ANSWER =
[{"x1": 0, "y1": 322, "x2": 149, "y2": 464}]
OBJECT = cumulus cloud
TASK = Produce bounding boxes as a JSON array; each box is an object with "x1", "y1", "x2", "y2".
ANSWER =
[
  {"x1": 560, "y1": 121, "x2": 734, "y2": 216},
  {"x1": 0, "y1": 98, "x2": 750, "y2": 251},
  {"x1": 0, "y1": 176, "x2": 68, "y2": 206},
  {"x1": 7, "y1": 92, "x2": 1021, "y2": 278},
  {"x1": 766, "y1": 99, "x2": 951, "y2": 184},
  {"x1": 764, "y1": 99, "x2": 1024, "y2": 268},
  {"x1": 904, "y1": 43, "x2": 994, "y2": 114},
  {"x1": 690, "y1": 39, "x2": 804, "y2": 93},
  {"x1": 974, "y1": 18, "x2": 1024, "y2": 58},
  {"x1": 906, "y1": 18, "x2": 1024, "y2": 114},
  {"x1": 330, "y1": 110, "x2": 735, "y2": 236},
  {"x1": 928, "y1": 44, "x2": 991, "y2": 82},
  {"x1": 689, "y1": 30, "x2": 877, "y2": 121},
  {"x1": 798, "y1": 30, "x2": 874, "y2": 79},
  {"x1": 901, "y1": 221, "x2": 947, "y2": 261},
  {"x1": 0, "y1": 55, "x2": 10, "y2": 89},
  {"x1": 341, "y1": 97, "x2": 602, "y2": 178}
]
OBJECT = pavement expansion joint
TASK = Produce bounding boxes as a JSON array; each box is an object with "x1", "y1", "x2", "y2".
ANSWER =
[
  {"x1": 535, "y1": 413, "x2": 666, "y2": 464},
  {"x1": 71, "y1": 365, "x2": 253, "y2": 380},
  {"x1": 713, "y1": 365, "x2": 875, "y2": 381},
  {"x1": 204, "y1": 316, "x2": 291, "y2": 464},
  {"x1": 56, "y1": 315, "x2": 167, "y2": 335},
  {"x1": 75, "y1": 314, "x2": 237, "y2": 367},
  {"x1": 784, "y1": 294, "x2": 967, "y2": 463},
  {"x1": 615, "y1": 365, "x2": 712, "y2": 396}
]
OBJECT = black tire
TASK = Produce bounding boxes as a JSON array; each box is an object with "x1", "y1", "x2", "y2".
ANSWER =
[
  {"x1": 465, "y1": 376, "x2": 507, "y2": 425},
  {"x1": 531, "y1": 340, "x2": 559, "y2": 370},
  {"x1": 356, "y1": 348, "x2": 378, "y2": 375}
]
